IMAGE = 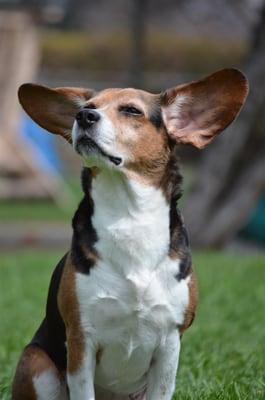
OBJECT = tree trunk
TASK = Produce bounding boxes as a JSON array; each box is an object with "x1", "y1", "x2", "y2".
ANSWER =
[
  {"x1": 183, "y1": 4, "x2": 265, "y2": 248},
  {"x1": 129, "y1": 0, "x2": 147, "y2": 88}
]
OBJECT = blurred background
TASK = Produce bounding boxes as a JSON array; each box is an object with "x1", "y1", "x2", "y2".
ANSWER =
[
  {"x1": 1, "y1": 2, "x2": 265, "y2": 399},
  {"x1": 0, "y1": 0, "x2": 265, "y2": 251}
]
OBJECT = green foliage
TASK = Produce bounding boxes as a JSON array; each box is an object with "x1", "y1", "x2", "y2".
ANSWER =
[
  {"x1": 0, "y1": 251, "x2": 264, "y2": 399},
  {"x1": 41, "y1": 30, "x2": 131, "y2": 72},
  {"x1": 0, "y1": 180, "x2": 82, "y2": 222},
  {"x1": 0, "y1": 251, "x2": 61, "y2": 400},
  {"x1": 176, "y1": 252, "x2": 265, "y2": 399},
  {"x1": 0, "y1": 200, "x2": 71, "y2": 222},
  {"x1": 41, "y1": 30, "x2": 246, "y2": 74}
]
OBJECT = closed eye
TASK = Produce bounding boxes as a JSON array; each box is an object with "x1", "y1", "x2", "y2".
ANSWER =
[
  {"x1": 84, "y1": 103, "x2": 96, "y2": 109},
  {"x1": 119, "y1": 105, "x2": 143, "y2": 116}
]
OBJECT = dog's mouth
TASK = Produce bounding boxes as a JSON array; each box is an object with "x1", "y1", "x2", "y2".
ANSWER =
[{"x1": 75, "y1": 136, "x2": 122, "y2": 166}]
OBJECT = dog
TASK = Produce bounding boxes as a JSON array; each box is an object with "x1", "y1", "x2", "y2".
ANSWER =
[{"x1": 12, "y1": 69, "x2": 248, "y2": 400}]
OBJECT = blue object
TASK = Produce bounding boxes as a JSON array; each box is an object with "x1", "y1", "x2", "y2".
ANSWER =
[
  {"x1": 241, "y1": 195, "x2": 265, "y2": 244},
  {"x1": 20, "y1": 114, "x2": 62, "y2": 174}
]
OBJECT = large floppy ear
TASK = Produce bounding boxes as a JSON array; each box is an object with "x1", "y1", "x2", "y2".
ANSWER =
[
  {"x1": 161, "y1": 69, "x2": 249, "y2": 149},
  {"x1": 18, "y1": 83, "x2": 95, "y2": 141}
]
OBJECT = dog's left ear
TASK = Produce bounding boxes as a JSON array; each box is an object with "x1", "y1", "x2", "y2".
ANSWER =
[
  {"x1": 161, "y1": 69, "x2": 249, "y2": 149},
  {"x1": 18, "y1": 84, "x2": 95, "y2": 141}
]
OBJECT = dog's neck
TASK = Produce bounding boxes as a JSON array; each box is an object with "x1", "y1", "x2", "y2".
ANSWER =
[
  {"x1": 91, "y1": 169, "x2": 168, "y2": 222},
  {"x1": 71, "y1": 150, "x2": 188, "y2": 276},
  {"x1": 90, "y1": 169, "x2": 170, "y2": 273}
]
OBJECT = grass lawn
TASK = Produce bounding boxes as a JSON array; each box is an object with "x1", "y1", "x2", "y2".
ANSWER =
[
  {"x1": 0, "y1": 181, "x2": 83, "y2": 223},
  {"x1": 0, "y1": 251, "x2": 265, "y2": 399}
]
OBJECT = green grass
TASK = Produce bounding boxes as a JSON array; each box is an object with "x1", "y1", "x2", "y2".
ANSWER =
[
  {"x1": 0, "y1": 181, "x2": 82, "y2": 222},
  {"x1": 0, "y1": 201, "x2": 72, "y2": 222},
  {"x1": 0, "y1": 251, "x2": 265, "y2": 399}
]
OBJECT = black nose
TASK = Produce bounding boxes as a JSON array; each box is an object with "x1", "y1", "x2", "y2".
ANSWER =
[{"x1": 76, "y1": 109, "x2": 100, "y2": 129}]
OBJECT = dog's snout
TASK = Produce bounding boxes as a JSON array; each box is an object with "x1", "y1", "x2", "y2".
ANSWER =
[{"x1": 76, "y1": 109, "x2": 100, "y2": 129}]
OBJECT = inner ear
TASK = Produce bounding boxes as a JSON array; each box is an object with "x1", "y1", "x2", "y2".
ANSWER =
[
  {"x1": 161, "y1": 69, "x2": 249, "y2": 149},
  {"x1": 18, "y1": 84, "x2": 95, "y2": 141}
]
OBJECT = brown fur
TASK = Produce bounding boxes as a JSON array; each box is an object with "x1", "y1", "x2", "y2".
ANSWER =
[
  {"x1": 12, "y1": 345, "x2": 63, "y2": 400},
  {"x1": 88, "y1": 88, "x2": 171, "y2": 187},
  {"x1": 91, "y1": 166, "x2": 100, "y2": 178},
  {"x1": 57, "y1": 255, "x2": 85, "y2": 374},
  {"x1": 179, "y1": 271, "x2": 198, "y2": 335},
  {"x1": 161, "y1": 69, "x2": 249, "y2": 148},
  {"x1": 80, "y1": 244, "x2": 99, "y2": 265},
  {"x1": 18, "y1": 84, "x2": 94, "y2": 140}
]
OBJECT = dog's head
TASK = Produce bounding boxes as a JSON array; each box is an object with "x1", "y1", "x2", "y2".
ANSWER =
[{"x1": 18, "y1": 69, "x2": 248, "y2": 185}]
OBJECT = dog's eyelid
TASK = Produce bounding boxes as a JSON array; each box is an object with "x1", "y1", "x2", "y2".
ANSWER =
[{"x1": 119, "y1": 104, "x2": 143, "y2": 115}]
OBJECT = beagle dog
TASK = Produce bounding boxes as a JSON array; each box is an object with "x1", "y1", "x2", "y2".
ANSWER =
[{"x1": 12, "y1": 69, "x2": 248, "y2": 400}]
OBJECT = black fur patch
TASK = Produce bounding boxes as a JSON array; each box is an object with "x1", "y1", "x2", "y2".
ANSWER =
[
  {"x1": 30, "y1": 254, "x2": 67, "y2": 371},
  {"x1": 149, "y1": 104, "x2": 162, "y2": 128},
  {"x1": 160, "y1": 145, "x2": 190, "y2": 280},
  {"x1": 161, "y1": 145, "x2": 183, "y2": 202},
  {"x1": 177, "y1": 249, "x2": 192, "y2": 280},
  {"x1": 170, "y1": 203, "x2": 192, "y2": 281},
  {"x1": 71, "y1": 167, "x2": 98, "y2": 274}
]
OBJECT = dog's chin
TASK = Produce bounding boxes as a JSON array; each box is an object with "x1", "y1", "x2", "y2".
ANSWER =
[
  {"x1": 76, "y1": 140, "x2": 123, "y2": 169},
  {"x1": 82, "y1": 151, "x2": 109, "y2": 169}
]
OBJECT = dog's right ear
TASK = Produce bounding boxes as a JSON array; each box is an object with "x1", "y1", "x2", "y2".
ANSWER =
[{"x1": 18, "y1": 84, "x2": 95, "y2": 141}]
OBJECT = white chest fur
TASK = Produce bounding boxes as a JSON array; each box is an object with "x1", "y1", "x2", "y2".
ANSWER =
[{"x1": 74, "y1": 172, "x2": 190, "y2": 394}]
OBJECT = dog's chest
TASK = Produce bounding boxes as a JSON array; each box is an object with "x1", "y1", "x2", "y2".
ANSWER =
[
  {"x1": 73, "y1": 178, "x2": 189, "y2": 392},
  {"x1": 76, "y1": 257, "x2": 184, "y2": 334},
  {"x1": 75, "y1": 257, "x2": 189, "y2": 393}
]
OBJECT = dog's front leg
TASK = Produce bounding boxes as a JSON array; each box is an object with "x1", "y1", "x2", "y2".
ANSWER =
[
  {"x1": 67, "y1": 335, "x2": 96, "y2": 400},
  {"x1": 146, "y1": 332, "x2": 181, "y2": 400}
]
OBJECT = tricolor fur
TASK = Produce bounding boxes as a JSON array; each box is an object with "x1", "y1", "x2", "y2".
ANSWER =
[{"x1": 12, "y1": 69, "x2": 248, "y2": 400}]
